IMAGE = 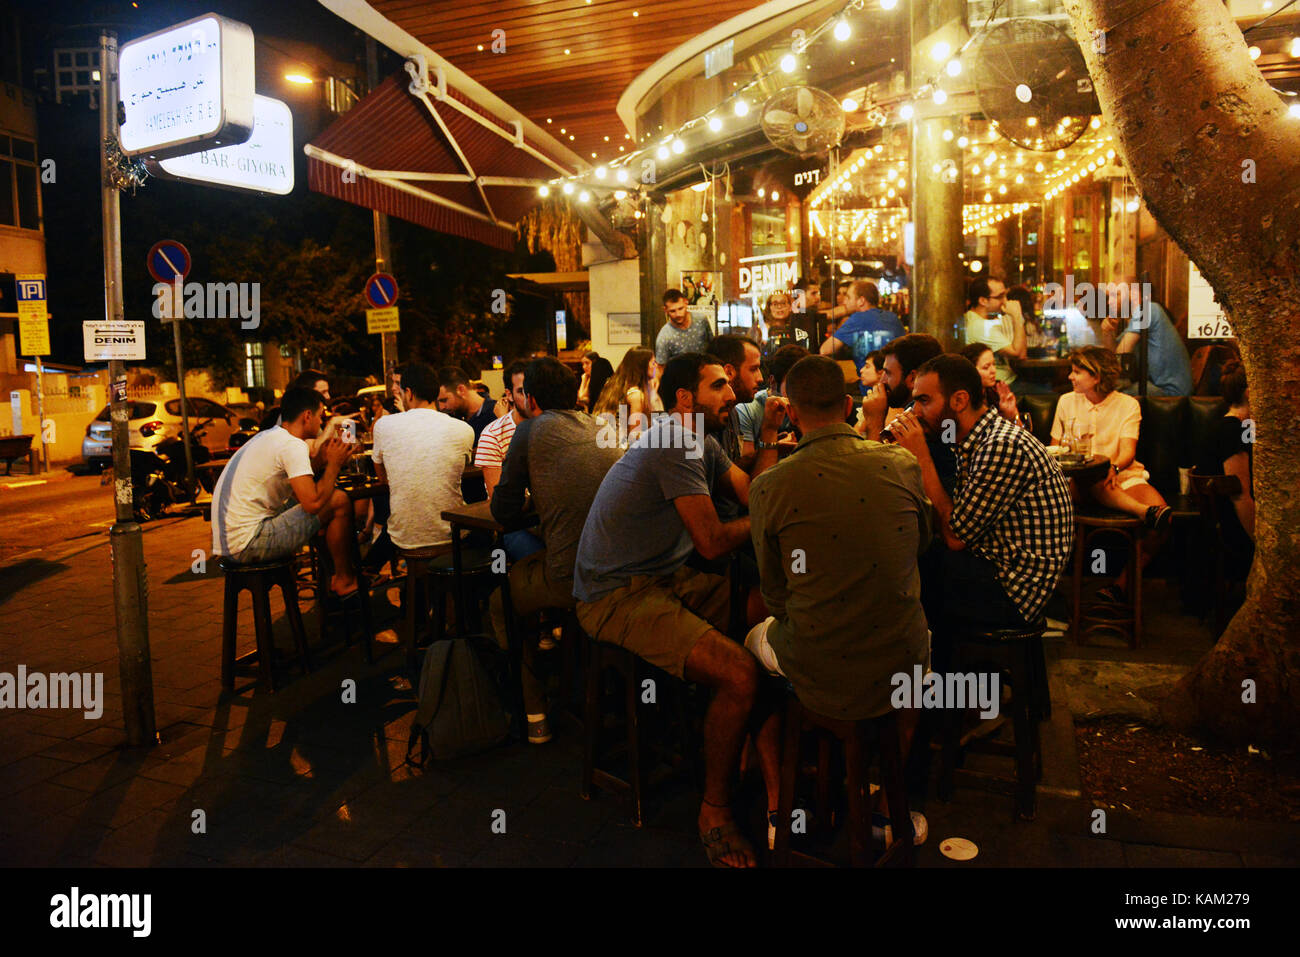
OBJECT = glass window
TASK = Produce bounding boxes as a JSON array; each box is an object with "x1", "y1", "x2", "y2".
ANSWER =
[
  {"x1": 0, "y1": 161, "x2": 14, "y2": 226},
  {"x1": 0, "y1": 135, "x2": 9, "y2": 156},
  {"x1": 75, "y1": 51, "x2": 88, "y2": 66},
  {"x1": 96, "y1": 402, "x2": 157, "y2": 421},
  {"x1": 11, "y1": 138, "x2": 34, "y2": 162},
  {"x1": 58, "y1": 71, "x2": 73, "y2": 87},
  {"x1": 76, "y1": 71, "x2": 90, "y2": 86},
  {"x1": 15, "y1": 165, "x2": 38, "y2": 230},
  {"x1": 58, "y1": 52, "x2": 71, "y2": 67}
]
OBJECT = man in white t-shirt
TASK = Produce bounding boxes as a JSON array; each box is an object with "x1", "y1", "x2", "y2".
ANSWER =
[
  {"x1": 211, "y1": 386, "x2": 358, "y2": 596},
  {"x1": 372, "y1": 362, "x2": 475, "y2": 551}
]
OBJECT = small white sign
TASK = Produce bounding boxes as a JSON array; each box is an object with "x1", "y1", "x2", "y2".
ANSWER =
[
  {"x1": 119, "y1": 13, "x2": 255, "y2": 159},
  {"x1": 1187, "y1": 262, "x2": 1235, "y2": 340},
  {"x1": 84, "y1": 321, "x2": 147, "y2": 361},
  {"x1": 152, "y1": 95, "x2": 294, "y2": 194}
]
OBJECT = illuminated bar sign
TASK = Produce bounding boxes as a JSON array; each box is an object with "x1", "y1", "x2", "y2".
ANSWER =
[
  {"x1": 118, "y1": 12, "x2": 255, "y2": 160},
  {"x1": 151, "y1": 95, "x2": 294, "y2": 194}
]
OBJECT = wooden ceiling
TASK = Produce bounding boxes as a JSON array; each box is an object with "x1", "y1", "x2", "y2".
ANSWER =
[{"x1": 369, "y1": 0, "x2": 766, "y2": 165}]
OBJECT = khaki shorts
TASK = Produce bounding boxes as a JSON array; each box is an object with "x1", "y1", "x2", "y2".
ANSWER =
[
  {"x1": 508, "y1": 550, "x2": 576, "y2": 616},
  {"x1": 576, "y1": 566, "x2": 731, "y2": 678}
]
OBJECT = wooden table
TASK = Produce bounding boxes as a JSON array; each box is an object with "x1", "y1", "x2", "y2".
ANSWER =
[
  {"x1": 1015, "y1": 357, "x2": 1072, "y2": 391},
  {"x1": 1053, "y1": 453, "x2": 1110, "y2": 488}
]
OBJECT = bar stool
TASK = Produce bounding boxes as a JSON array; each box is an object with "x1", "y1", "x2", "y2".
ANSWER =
[
  {"x1": 1071, "y1": 507, "x2": 1143, "y2": 648},
  {"x1": 938, "y1": 618, "x2": 1049, "y2": 820},
  {"x1": 219, "y1": 556, "x2": 312, "y2": 694},
  {"x1": 397, "y1": 545, "x2": 496, "y2": 672},
  {"x1": 580, "y1": 631, "x2": 698, "y2": 827},
  {"x1": 773, "y1": 693, "x2": 914, "y2": 868},
  {"x1": 310, "y1": 539, "x2": 376, "y2": 664}
]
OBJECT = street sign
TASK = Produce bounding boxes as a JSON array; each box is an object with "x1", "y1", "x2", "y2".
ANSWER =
[
  {"x1": 366, "y1": 306, "x2": 400, "y2": 334},
  {"x1": 147, "y1": 240, "x2": 191, "y2": 284},
  {"x1": 118, "y1": 13, "x2": 255, "y2": 160},
  {"x1": 150, "y1": 94, "x2": 294, "y2": 195},
  {"x1": 84, "y1": 321, "x2": 147, "y2": 361},
  {"x1": 364, "y1": 272, "x2": 399, "y2": 308},
  {"x1": 16, "y1": 274, "x2": 50, "y2": 356},
  {"x1": 1187, "y1": 262, "x2": 1235, "y2": 340}
]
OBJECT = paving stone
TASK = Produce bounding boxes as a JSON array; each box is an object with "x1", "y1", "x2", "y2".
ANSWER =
[{"x1": 0, "y1": 751, "x2": 78, "y2": 793}]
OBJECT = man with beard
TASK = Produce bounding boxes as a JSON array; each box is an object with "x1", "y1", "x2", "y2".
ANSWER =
[
  {"x1": 858, "y1": 334, "x2": 956, "y2": 494},
  {"x1": 575, "y1": 352, "x2": 770, "y2": 868},
  {"x1": 707, "y1": 335, "x2": 787, "y2": 505},
  {"x1": 886, "y1": 354, "x2": 1073, "y2": 641}
]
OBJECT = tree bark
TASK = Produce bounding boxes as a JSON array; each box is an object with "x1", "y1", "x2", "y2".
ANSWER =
[{"x1": 1064, "y1": 0, "x2": 1300, "y2": 744}]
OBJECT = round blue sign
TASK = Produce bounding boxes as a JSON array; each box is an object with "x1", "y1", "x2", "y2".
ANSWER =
[
  {"x1": 364, "y1": 272, "x2": 399, "y2": 308},
  {"x1": 147, "y1": 240, "x2": 191, "y2": 283}
]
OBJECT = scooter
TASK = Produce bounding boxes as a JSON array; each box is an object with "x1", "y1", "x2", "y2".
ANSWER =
[{"x1": 129, "y1": 430, "x2": 213, "y2": 522}]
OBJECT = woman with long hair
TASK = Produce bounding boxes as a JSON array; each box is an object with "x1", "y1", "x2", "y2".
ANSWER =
[
  {"x1": 577, "y1": 350, "x2": 601, "y2": 411},
  {"x1": 1051, "y1": 346, "x2": 1172, "y2": 602},
  {"x1": 593, "y1": 347, "x2": 659, "y2": 442},
  {"x1": 960, "y1": 342, "x2": 1022, "y2": 425},
  {"x1": 584, "y1": 356, "x2": 614, "y2": 414}
]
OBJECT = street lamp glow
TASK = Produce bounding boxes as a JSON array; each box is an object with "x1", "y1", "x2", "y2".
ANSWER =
[{"x1": 284, "y1": 73, "x2": 314, "y2": 84}]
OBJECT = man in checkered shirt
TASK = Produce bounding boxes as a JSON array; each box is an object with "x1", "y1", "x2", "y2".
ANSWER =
[{"x1": 887, "y1": 354, "x2": 1073, "y2": 641}]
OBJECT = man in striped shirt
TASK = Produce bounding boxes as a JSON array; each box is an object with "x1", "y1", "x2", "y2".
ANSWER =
[
  {"x1": 477, "y1": 360, "x2": 542, "y2": 560},
  {"x1": 887, "y1": 354, "x2": 1073, "y2": 642}
]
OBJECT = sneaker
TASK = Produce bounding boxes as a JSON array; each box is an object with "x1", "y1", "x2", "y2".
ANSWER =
[
  {"x1": 872, "y1": 810, "x2": 928, "y2": 846},
  {"x1": 526, "y1": 714, "x2": 552, "y2": 745},
  {"x1": 1144, "y1": 504, "x2": 1172, "y2": 531}
]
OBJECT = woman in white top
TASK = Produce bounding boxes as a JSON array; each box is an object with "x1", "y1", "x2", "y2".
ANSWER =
[
  {"x1": 1051, "y1": 346, "x2": 1172, "y2": 601},
  {"x1": 592, "y1": 347, "x2": 660, "y2": 444}
]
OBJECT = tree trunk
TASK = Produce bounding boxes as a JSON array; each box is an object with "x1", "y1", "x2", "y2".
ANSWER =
[{"x1": 1064, "y1": 0, "x2": 1300, "y2": 744}]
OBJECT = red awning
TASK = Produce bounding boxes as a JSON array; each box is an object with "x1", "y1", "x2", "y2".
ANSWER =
[{"x1": 306, "y1": 72, "x2": 574, "y2": 250}]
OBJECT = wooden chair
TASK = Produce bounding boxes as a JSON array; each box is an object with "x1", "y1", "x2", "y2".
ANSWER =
[
  {"x1": 1070, "y1": 506, "x2": 1143, "y2": 648},
  {"x1": 219, "y1": 556, "x2": 312, "y2": 694}
]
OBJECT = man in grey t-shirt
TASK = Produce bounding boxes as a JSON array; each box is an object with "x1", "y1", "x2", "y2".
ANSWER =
[
  {"x1": 654, "y1": 288, "x2": 714, "y2": 365},
  {"x1": 574, "y1": 352, "x2": 770, "y2": 868}
]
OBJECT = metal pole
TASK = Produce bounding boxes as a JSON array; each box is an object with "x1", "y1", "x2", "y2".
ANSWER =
[
  {"x1": 367, "y1": 37, "x2": 399, "y2": 396},
  {"x1": 172, "y1": 318, "x2": 196, "y2": 499},
  {"x1": 100, "y1": 30, "x2": 156, "y2": 748},
  {"x1": 34, "y1": 355, "x2": 48, "y2": 472}
]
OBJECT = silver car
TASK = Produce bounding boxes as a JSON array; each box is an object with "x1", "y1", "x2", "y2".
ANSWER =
[{"x1": 82, "y1": 397, "x2": 245, "y2": 469}]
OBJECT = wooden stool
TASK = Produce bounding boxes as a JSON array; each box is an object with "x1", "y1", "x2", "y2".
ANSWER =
[
  {"x1": 219, "y1": 556, "x2": 312, "y2": 694},
  {"x1": 773, "y1": 696, "x2": 914, "y2": 868},
  {"x1": 310, "y1": 539, "x2": 376, "y2": 664},
  {"x1": 939, "y1": 619, "x2": 1048, "y2": 820},
  {"x1": 580, "y1": 632, "x2": 698, "y2": 827},
  {"x1": 398, "y1": 546, "x2": 496, "y2": 672},
  {"x1": 1071, "y1": 508, "x2": 1143, "y2": 648}
]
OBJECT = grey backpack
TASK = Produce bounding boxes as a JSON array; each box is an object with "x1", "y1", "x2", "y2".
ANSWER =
[{"x1": 406, "y1": 636, "x2": 512, "y2": 765}]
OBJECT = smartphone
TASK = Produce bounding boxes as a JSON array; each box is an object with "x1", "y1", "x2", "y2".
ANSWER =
[
  {"x1": 340, "y1": 419, "x2": 357, "y2": 444},
  {"x1": 879, "y1": 401, "x2": 915, "y2": 443}
]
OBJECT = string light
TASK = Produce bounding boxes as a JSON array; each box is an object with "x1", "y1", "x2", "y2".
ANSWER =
[{"x1": 834, "y1": 20, "x2": 851, "y2": 42}]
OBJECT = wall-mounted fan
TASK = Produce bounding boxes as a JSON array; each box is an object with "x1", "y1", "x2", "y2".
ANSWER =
[
  {"x1": 971, "y1": 18, "x2": 1099, "y2": 152},
  {"x1": 761, "y1": 86, "x2": 845, "y2": 157}
]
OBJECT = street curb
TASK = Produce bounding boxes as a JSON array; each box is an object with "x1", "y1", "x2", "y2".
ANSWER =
[{"x1": 0, "y1": 470, "x2": 76, "y2": 489}]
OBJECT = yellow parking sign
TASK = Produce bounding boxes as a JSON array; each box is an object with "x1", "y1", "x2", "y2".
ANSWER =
[
  {"x1": 16, "y1": 273, "x2": 50, "y2": 356},
  {"x1": 366, "y1": 306, "x2": 400, "y2": 334}
]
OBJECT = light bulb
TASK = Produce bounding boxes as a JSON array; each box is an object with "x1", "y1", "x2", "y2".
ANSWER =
[
  {"x1": 881, "y1": 0, "x2": 897, "y2": 8},
  {"x1": 616, "y1": 169, "x2": 628, "y2": 183},
  {"x1": 957, "y1": 136, "x2": 969, "y2": 147},
  {"x1": 1290, "y1": 102, "x2": 1300, "y2": 118},
  {"x1": 1015, "y1": 84, "x2": 1032, "y2": 103},
  {"x1": 595, "y1": 166, "x2": 607, "y2": 179},
  {"x1": 538, "y1": 185, "x2": 550, "y2": 197},
  {"x1": 942, "y1": 128, "x2": 954, "y2": 141},
  {"x1": 708, "y1": 116, "x2": 722, "y2": 132},
  {"x1": 933, "y1": 88, "x2": 948, "y2": 105},
  {"x1": 734, "y1": 98, "x2": 749, "y2": 117},
  {"x1": 946, "y1": 58, "x2": 962, "y2": 77},
  {"x1": 656, "y1": 146, "x2": 669, "y2": 160},
  {"x1": 931, "y1": 41, "x2": 951, "y2": 62},
  {"x1": 578, "y1": 190, "x2": 590, "y2": 202},
  {"x1": 671, "y1": 138, "x2": 685, "y2": 153},
  {"x1": 771, "y1": 190, "x2": 780, "y2": 201},
  {"x1": 780, "y1": 54, "x2": 797, "y2": 73},
  {"x1": 1292, "y1": 37, "x2": 1300, "y2": 58},
  {"x1": 899, "y1": 103, "x2": 914, "y2": 120},
  {"x1": 757, "y1": 187, "x2": 766, "y2": 198},
  {"x1": 1249, "y1": 46, "x2": 1261, "y2": 60},
  {"x1": 834, "y1": 20, "x2": 850, "y2": 42},
  {"x1": 614, "y1": 190, "x2": 627, "y2": 200},
  {"x1": 562, "y1": 183, "x2": 574, "y2": 195},
  {"x1": 841, "y1": 97, "x2": 859, "y2": 112}
]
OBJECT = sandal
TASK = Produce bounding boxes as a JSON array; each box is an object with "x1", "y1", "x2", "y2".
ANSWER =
[
  {"x1": 700, "y1": 820, "x2": 757, "y2": 868},
  {"x1": 1144, "y1": 505, "x2": 1172, "y2": 531}
]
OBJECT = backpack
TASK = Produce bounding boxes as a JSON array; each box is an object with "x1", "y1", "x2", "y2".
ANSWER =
[{"x1": 405, "y1": 635, "x2": 512, "y2": 766}]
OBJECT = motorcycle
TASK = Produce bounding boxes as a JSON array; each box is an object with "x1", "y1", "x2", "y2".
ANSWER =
[{"x1": 129, "y1": 430, "x2": 213, "y2": 522}]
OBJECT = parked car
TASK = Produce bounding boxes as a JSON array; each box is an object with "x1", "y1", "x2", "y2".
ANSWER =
[{"x1": 82, "y1": 396, "x2": 252, "y2": 470}]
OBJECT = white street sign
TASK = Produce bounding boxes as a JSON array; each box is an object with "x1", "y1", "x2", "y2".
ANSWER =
[
  {"x1": 118, "y1": 12, "x2": 255, "y2": 159},
  {"x1": 151, "y1": 94, "x2": 294, "y2": 194},
  {"x1": 1187, "y1": 262, "x2": 1235, "y2": 340},
  {"x1": 84, "y1": 321, "x2": 147, "y2": 361}
]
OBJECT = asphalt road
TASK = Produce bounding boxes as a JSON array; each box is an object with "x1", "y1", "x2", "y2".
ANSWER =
[{"x1": 0, "y1": 473, "x2": 118, "y2": 566}]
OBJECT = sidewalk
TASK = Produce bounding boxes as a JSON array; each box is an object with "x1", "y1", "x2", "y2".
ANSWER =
[{"x1": 0, "y1": 514, "x2": 1294, "y2": 867}]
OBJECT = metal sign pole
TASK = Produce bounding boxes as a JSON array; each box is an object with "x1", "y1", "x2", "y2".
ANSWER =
[
  {"x1": 171, "y1": 313, "x2": 196, "y2": 500},
  {"x1": 34, "y1": 355, "x2": 48, "y2": 472},
  {"x1": 101, "y1": 29, "x2": 156, "y2": 748}
]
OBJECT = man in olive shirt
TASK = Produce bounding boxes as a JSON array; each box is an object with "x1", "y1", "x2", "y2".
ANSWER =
[{"x1": 747, "y1": 355, "x2": 931, "y2": 720}]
